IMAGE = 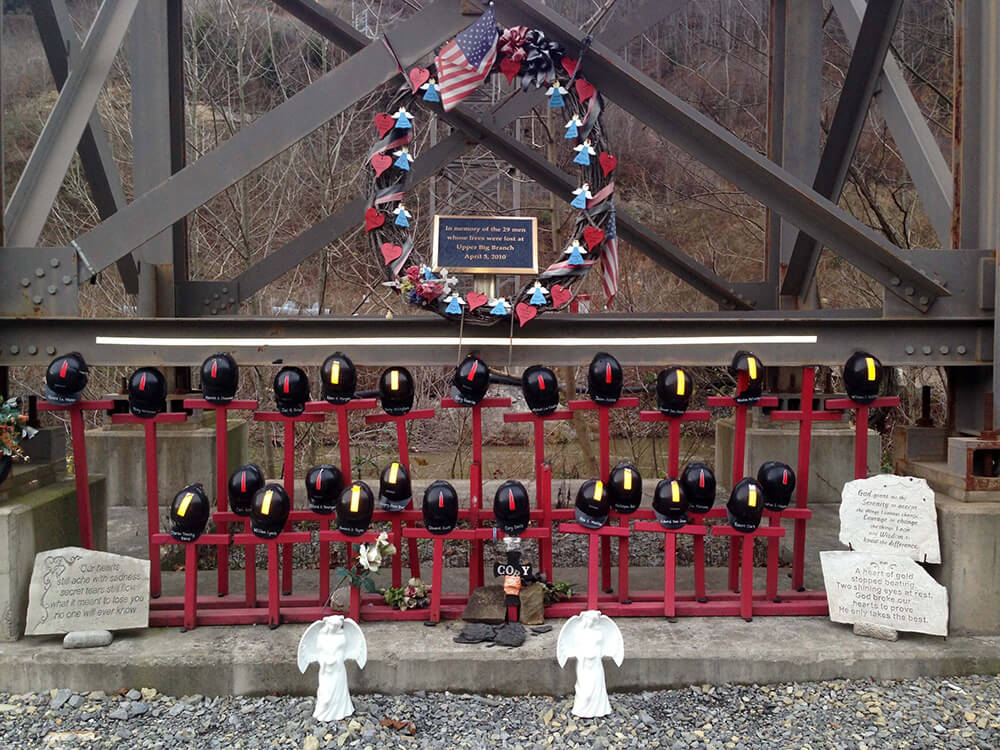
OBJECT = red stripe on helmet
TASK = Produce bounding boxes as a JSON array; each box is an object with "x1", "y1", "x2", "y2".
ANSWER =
[
  {"x1": 139, "y1": 373, "x2": 147, "y2": 391},
  {"x1": 605, "y1": 363, "x2": 612, "y2": 384},
  {"x1": 509, "y1": 489, "x2": 516, "y2": 511},
  {"x1": 316, "y1": 472, "x2": 323, "y2": 491},
  {"x1": 467, "y1": 360, "x2": 478, "y2": 382},
  {"x1": 283, "y1": 375, "x2": 290, "y2": 394},
  {"x1": 240, "y1": 472, "x2": 246, "y2": 493},
  {"x1": 537, "y1": 374, "x2": 545, "y2": 390},
  {"x1": 699, "y1": 470, "x2": 705, "y2": 488},
  {"x1": 211, "y1": 360, "x2": 218, "y2": 378},
  {"x1": 782, "y1": 469, "x2": 788, "y2": 485},
  {"x1": 439, "y1": 491, "x2": 445, "y2": 508},
  {"x1": 59, "y1": 360, "x2": 68, "y2": 378}
]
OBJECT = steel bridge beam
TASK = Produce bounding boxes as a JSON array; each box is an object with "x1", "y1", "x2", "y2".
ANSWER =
[
  {"x1": 5, "y1": 0, "x2": 139, "y2": 249},
  {"x1": 781, "y1": 0, "x2": 904, "y2": 299},
  {"x1": 68, "y1": 0, "x2": 471, "y2": 282},
  {"x1": 493, "y1": 0, "x2": 949, "y2": 313},
  {"x1": 1, "y1": 312, "x2": 988, "y2": 368},
  {"x1": 29, "y1": 0, "x2": 139, "y2": 293},
  {"x1": 832, "y1": 0, "x2": 953, "y2": 247}
]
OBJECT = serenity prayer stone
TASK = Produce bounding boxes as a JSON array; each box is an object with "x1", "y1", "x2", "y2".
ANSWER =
[
  {"x1": 821, "y1": 550, "x2": 948, "y2": 636},
  {"x1": 25, "y1": 547, "x2": 150, "y2": 636},
  {"x1": 839, "y1": 475, "x2": 941, "y2": 563}
]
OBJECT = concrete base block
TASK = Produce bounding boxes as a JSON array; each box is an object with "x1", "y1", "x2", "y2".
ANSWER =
[
  {"x1": 930, "y1": 495, "x2": 1000, "y2": 635},
  {"x1": 87, "y1": 417, "x2": 248, "y2": 508},
  {"x1": 716, "y1": 418, "x2": 878, "y2": 501},
  {"x1": 0, "y1": 473, "x2": 107, "y2": 641}
]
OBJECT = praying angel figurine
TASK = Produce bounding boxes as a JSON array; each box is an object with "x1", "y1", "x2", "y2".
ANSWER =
[{"x1": 297, "y1": 616, "x2": 368, "y2": 722}]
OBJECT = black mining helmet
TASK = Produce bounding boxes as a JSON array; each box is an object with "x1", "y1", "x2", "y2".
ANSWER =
[
  {"x1": 378, "y1": 460, "x2": 413, "y2": 512},
  {"x1": 587, "y1": 352, "x2": 623, "y2": 406},
  {"x1": 337, "y1": 482, "x2": 375, "y2": 537},
  {"x1": 727, "y1": 477, "x2": 764, "y2": 533},
  {"x1": 730, "y1": 351, "x2": 764, "y2": 406},
  {"x1": 201, "y1": 352, "x2": 238, "y2": 405},
  {"x1": 680, "y1": 462, "x2": 716, "y2": 515},
  {"x1": 228, "y1": 464, "x2": 264, "y2": 517},
  {"x1": 607, "y1": 461, "x2": 642, "y2": 514},
  {"x1": 251, "y1": 483, "x2": 291, "y2": 539},
  {"x1": 656, "y1": 366, "x2": 691, "y2": 417},
  {"x1": 321, "y1": 352, "x2": 357, "y2": 405},
  {"x1": 128, "y1": 367, "x2": 167, "y2": 419},
  {"x1": 494, "y1": 479, "x2": 531, "y2": 536},
  {"x1": 423, "y1": 480, "x2": 459, "y2": 535},
  {"x1": 305, "y1": 464, "x2": 344, "y2": 515},
  {"x1": 273, "y1": 366, "x2": 310, "y2": 417},
  {"x1": 378, "y1": 367, "x2": 415, "y2": 416},
  {"x1": 843, "y1": 351, "x2": 884, "y2": 405},
  {"x1": 44, "y1": 352, "x2": 88, "y2": 406},
  {"x1": 522, "y1": 364, "x2": 560, "y2": 416},
  {"x1": 452, "y1": 355, "x2": 490, "y2": 407},
  {"x1": 652, "y1": 477, "x2": 688, "y2": 530},
  {"x1": 169, "y1": 483, "x2": 211, "y2": 543},
  {"x1": 757, "y1": 460, "x2": 796, "y2": 512}
]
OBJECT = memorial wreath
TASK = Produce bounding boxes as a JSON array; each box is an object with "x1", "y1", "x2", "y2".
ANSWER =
[{"x1": 364, "y1": 8, "x2": 619, "y2": 327}]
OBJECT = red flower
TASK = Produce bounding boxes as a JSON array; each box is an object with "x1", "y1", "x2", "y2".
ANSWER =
[
  {"x1": 404, "y1": 266, "x2": 421, "y2": 283},
  {"x1": 416, "y1": 282, "x2": 443, "y2": 301}
]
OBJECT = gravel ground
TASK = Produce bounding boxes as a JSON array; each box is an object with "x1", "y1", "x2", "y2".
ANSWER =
[{"x1": 2, "y1": 675, "x2": 998, "y2": 749}]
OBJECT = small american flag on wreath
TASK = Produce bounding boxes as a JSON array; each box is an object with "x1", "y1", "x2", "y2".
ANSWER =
[{"x1": 435, "y1": 7, "x2": 499, "y2": 112}]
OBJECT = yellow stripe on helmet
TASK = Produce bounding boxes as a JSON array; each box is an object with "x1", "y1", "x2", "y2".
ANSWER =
[
  {"x1": 671, "y1": 481, "x2": 680, "y2": 504},
  {"x1": 748, "y1": 357, "x2": 757, "y2": 380},
  {"x1": 261, "y1": 489, "x2": 273, "y2": 515},
  {"x1": 177, "y1": 492, "x2": 194, "y2": 518},
  {"x1": 389, "y1": 462, "x2": 399, "y2": 484},
  {"x1": 748, "y1": 486, "x2": 757, "y2": 508},
  {"x1": 623, "y1": 469, "x2": 632, "y2": 491},
  {"x1": 676, "y1": 370, "x2": 686, "y2": 396},
  {"x1": 866, "y1": 357, "x2": 876, "y2": 381},
  {"x1": 593, "y1": 481, "x2": 603, "y2": 502},
  {"x1": 390, "y1": 370, "x2": 399, "y2": 391},
  {"x1": 330, "y1": 361, "x2": 340, "y2": 385},
  {"x1": 350, "y1": 485, "x2": 361, "y2": 513}
]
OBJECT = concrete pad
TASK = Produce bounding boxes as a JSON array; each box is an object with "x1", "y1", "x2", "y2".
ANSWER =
[{"x1": 1, "y1": 616, "x2": 996, "y2": 697}]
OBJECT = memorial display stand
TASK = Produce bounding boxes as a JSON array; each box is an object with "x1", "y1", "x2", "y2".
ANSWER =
[
  {"x1": 553, "y1": 523, "x2": 631, "y2": 612},
  {"x1": 110, "y1": 411, "x2": 189, "y2": 598},
  {"x1": 639, "y1": 408, "x2": 712, "y2": 601},
  {"x1": 37, "y1": 398, "x2": 115, "y2": 550},
  {"x1": 183, "y1": 398, "x2": 258, "y2": 598},
  {"x1": 709, "y1": 525, "x2": 786, "y2": 621},
  {"x1": 824, "y1": 395, "x2": 901, "y2": 479},
  {"x1": 363, "y1": 408, "x2": 435, "y2": 587},
  {"x1": 253, "y1": 410, "x2": 325, "y2": 595},
  {"x1": 768, "y1": 367, "x2": 840, "y2": 595},
  {"x1": 304, "y1": 398, "x2": 378, "y2": 604},
  {"x1": 441, "y1": 396, "x2": 512, "y2": 590},
  {"x1": 502, "y1": 409, "x2": 573, "y2": 580},
  {"x1": 632, "y1": 520, "x2": 709, "y2": 617},
  {"x1": 706, "y1": 377, "x2": 778, "y2": 592},
  {"x1": 567, "y1": 397, "x2": 640, "y2": 594}
]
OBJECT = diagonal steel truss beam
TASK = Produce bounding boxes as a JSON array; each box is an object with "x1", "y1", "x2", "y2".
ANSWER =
[
  {"x1": 68, "y1": 0, "x2": 471, "y2": 282},
  {"x1": 494, "y1": 0, "x2": 949, "y2": 313},
  {"x1": 832, "y1": 0, "x2": 953, "y2": 246},
  {"x1": 30, "y1": 0, "x2": 139, "y2": 293},
  {"x1": 237, "y1": 0, "x2": 751, "y2": 308},
  {"x1": 780, "y1": 0, "x2": 904, "y2": 299},
  {"x1": 5, "y1": 0, "x2": 139, "y2": 249}
]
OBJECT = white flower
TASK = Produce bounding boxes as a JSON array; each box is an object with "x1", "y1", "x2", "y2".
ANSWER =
[
  {"x1": 376, "y1": 531, "x2": 390, "y2": 545},
  {"x1": 357, "y1": 543, "x2": 382, "y2": 572}
]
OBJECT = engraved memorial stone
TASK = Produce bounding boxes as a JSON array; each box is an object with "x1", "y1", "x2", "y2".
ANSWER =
[
  {"x1": 821, "y1": 551, "x2": 948, "y2": 636},
  {"x1": 25, "y1": 547, "x2": 150, "y2": 636},
  {"x1": 839, "y1": 475, "x2": 940, "y2": 563}
]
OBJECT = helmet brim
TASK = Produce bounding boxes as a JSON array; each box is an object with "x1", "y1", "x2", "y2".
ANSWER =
[
  {"x1": 653, "y1": 507, "x2": 687, "y2": 530},
  {"x1": 425, "y1": 522, "x2": 456, "y2": 536},
  {"x1": 44, "y1": 386, "x2": 83, "y2": 407},
  {"x1": 450, "y1": 385, "x2": 482, "y2": 407},
  {"x1": 498, "y1": 519, "x2": 528, "y2": 536},
  {"x1": 203, "y1": 392, "x2": 235, "y2": 405},
  {"x1": 574, "y1": 506, "x2": 609, "y2": 530},
  {"x1": 379, "y1": 494, "x2": 412, "y2": 512},
  {"x1": 275, "y1": 402, "x2": 306, "y2": 417},
  {"x1": 129, "y1": 402, "x2": 164, "y2": 419},
  {"x1": 610, "y1": 501, "x2": 641, "y2": 515},
  {"x1": 726, "y1": 509, "x2": 760, "y2": 533}
]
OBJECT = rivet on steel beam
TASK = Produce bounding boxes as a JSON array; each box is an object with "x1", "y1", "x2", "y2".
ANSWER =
[
  {"x1": 905, "y1": 346, "x2": 914, "y2": 355},
  {"x1": 47, "y1": 285, "x2": 57, "y2": 295},
  {"x1": 213, "y1": 292, "x2": 220, "y2": 300},
  {"x1": 957, "y1": 345, "x2": 968, "y2": 355},
  {"x1": 28, "y1": 346, "x2": 38, "y2": 355},
  {"x1": 63, "y1": 275, "x2": 73, "y2": 285},
  {"x1": 919, "y1": 296, "x2": 929, "y2": 306},
  {"x1": 46, "y1": 346, "x2": 56, "y2": 355},
  {"x1": 228, "y1": 297, "x2": 235, "y2": 304},
  {"x1": 20, "y1": 278, "x2": 30, "y2": 288},
  {"x1": 211, "y1": 308, "x2": 218, "y2": 315},
  {"x1": 890, "y1": 277, "x2": 900, "y2": 286},
  {"x1": 50, "y1": 258, "x2": 60, "y2": 268},
  {"x1": 9, "y1": 346, "x2": 19, "y2": 355},
  {"x1": 35, "y1": 268, "x2": 45, "y2": 277},
  {"x1": 921, "y1": 345, "x2": 931, "y2": 355},
  {"x1": 939, "y1": 346, "x2": 949, "y2": 355},
  {"x1": 904, "y1": 287, "x2": 914, "y2": 296},
  {"x1": 32, "y1": 295, "x2": 43, "y2": 304},
  {"x1": 203, "y1": 299, "x2": 210, "y2": 306},
  {"x1": 221, "y1": 287, "x2": 228, "y2": 294}
]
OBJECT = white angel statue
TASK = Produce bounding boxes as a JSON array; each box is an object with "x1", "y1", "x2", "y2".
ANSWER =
[
  {"x1": 556, "y1": 610, "x2": 624, "y2": 718},
  {"x1": 297, "y1": 615, "x2": 367, "y2": 722}
]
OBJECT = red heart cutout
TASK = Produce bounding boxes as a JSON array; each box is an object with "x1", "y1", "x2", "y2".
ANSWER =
[
  {"x1": 409, "y1": 67, "x2": 430, "y2": 92},
  {"x1": 380, "y1": 243, "x2": 403, "y2": 265},
  {"x1": 364, "y1": 207, "x2": 385, "y2": 232},
  {"x1": 371, "y1": 153, "x2": 392, "y2": 177},
  {"x1": 466, "y1": 292, "x2": 488, "y2": 311},
  {"x1": 575, "y1": 78, "x2": 596, "y2": 102},
  {"x1": 599, "y1": 152, "x2": 618, "y2": 177},
  {"x1": 550, "y1": 285, "x2": 573, "y2": 308},
  {"x1": 500, "y1": 57, "x2": 521, "y2": 85},
  {"x1": 515, "y1": 302, "x2": 537, "y2": 327},
  {"x1": 561, "y1": 58, "x2": 579, "y2": 76},
  {"x1": 374, "y1": 113, "x2": 395, "y2": 138},
  {"x1": 583, "y1": 226, "x2": 605, "y2": 250}
]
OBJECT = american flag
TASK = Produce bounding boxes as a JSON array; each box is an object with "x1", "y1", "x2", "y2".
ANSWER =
[
  {"x1": 435, "y1": 8, "x2": 498, "y2": 112},
  {"x1": 602, "y1": 211, "x2": 619, "y2": 305}
]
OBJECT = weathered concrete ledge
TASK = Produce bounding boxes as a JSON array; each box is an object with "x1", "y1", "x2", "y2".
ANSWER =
[{"x1": 2, "y1": 617, "x2": 997, "y2": 697}]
